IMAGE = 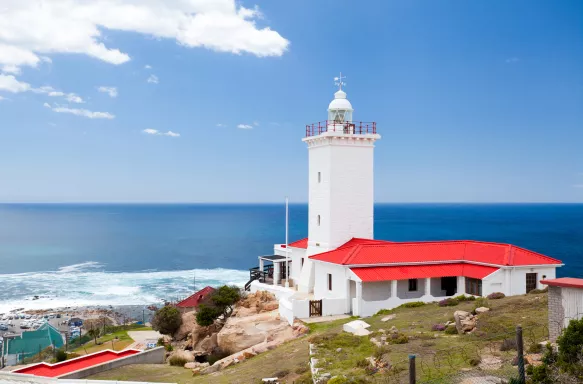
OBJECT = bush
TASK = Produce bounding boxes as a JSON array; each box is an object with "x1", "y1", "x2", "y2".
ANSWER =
[
  {"x1": 157, "y1": 337, "x2": 165, "y2": 346},
  {"x1": 445, "y1": 325, "x2": 458, "y2": 335},
  {"x1": 473, "y1": 297, "x2": 490, "y2": 310},
  {"x1": 164, "y1": 344, "x2": 173, "y2": 352},
  {"x1": 528, "y1": 287, "x2": 548, "y2": 294},
  {"x1": 168, "y1": 355, "x2": 187, "y2": 367},
  {"x1": 528, "y1": 343, "x2": 543, "y2": 354},
  {"x1": 500, "y1": 338, "x2": 518, "y2": 351},
  {"x1": 273, "y1": 369, "x2": 290, "y2": 378},
  {"x1": 487, "y1": 292, "x2": 505, "y2": 299},
  {"x1": 557, "y1": 317, "x2": 583, "y2": 372},
  {"x1": 152, "y1": 306, "x2": 182, "y2": 336},
  {"x1": 196, "y1": 304, "x2": 222, "y2": 327},
  {"x1": 454, "y1": 295, "x2": 476, "y2": 302},
  {"x1": 431, "y1": 324, "x2": 446, "y2": 331},
  {"x1": 195, "y1": 285, "x2": 241, "y2": 326},
  {"x1": 356, "y1": 358, "x2": 370, "y2": 368},
  {"x1": 55, "y1": 349, "x2": 67, "y2": 362},
  {"x1": 295, "y1": 364, "x2": 309, "y2": 374},
  {"x1": 399, "y1": 301, "x2": 424, "y2": 308},
  {"x1": 388, "y1": 333, "x2": 408, "y2": 344},
  {"x1": 327, "y1": 377, "x2": 349, "y2": 384},
  {"x1": 438, "y1": 298, "x2": 459, "y2": 307},
  {"x1": 373, "y1": 346, "x2": 389, "y2": 359}
]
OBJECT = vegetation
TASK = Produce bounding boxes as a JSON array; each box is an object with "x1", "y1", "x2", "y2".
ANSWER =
[
  {"x1": 152, "y1": 305, "x2": 183, "y2": 335},
  {"x1": 87, "y1": 327, "x2": 101, "y2": 345},
  {"x1": 55, "y1": 349, "x2": 67, "y2": 362},
  {"x1": 168, "y1": 355, "x2": 188, "y2": 367},
  {"x1": 487, "y1": 292, "x2": 506, "y2": 299},
  {"x1": 528, "y1": 287, "x2": 548, "y2": 294},
  {"x1": 399, "y1": 301, "x2": 425, "y2": 308},
  {"x1": 438, "y1": 298, "x2": 459, "y2": 307},
  {"x1": 454, "y1": 294, "x2": 476, "y2": 302},
  {"x1": 195, "y1": 285, "x2": 241, "y2": 326},
  {"x1": 72, "y1": 324, "x2": 151, "y2": 354}
]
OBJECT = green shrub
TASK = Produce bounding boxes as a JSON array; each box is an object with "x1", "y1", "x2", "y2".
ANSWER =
[
  {"x1": 168, "y1": 356, "x2": 187, "y2": 367},
  {"x1": 373, "y1": 346, "x2": 389, "y2": 359},
  {"x1": 399, "y1": 301, "x2": 424, "y2": 308},
  {"x1": 438, "y1": 298, "x2": 459, "y2": 307},
  {"x1": 294, "y1": 364, "x2": 309, "y2": 374},
  {"x1": 528, "y1": 343, "x2": 543, "y2": 354},
  {"x1": 454, "y1": 295, "x2": 476, "y2": 302},
  {"x1": 196, "y1": 304, "x2": 222, "y2": 327},
  {"x1": 327, "y1": 377, "x2": 349, "y2": 384},
  {"x1": 356, "y1": 358, "x2": 370, "y2": 368},
  {"x1": 152, "y1": 306, "x2": 182, "y2": 336},
  {"x1": 164, "y1": 344, "x2": 173, "y2": 352},
  {"x1": 528, "y1": 288, "x2": 546, "y2": 294},
  {"x1": 557, "y1": 317, "x2": 583, "y2": 374},
  {"x1": 157, "y1": 337, "x2": 165, "y2": 346},
  {"x1": 375, "y1": 309, "x2": 393, "y2": 315},
  {"x1": 55, "y1": 349, "x2": 67, "y2": 362},
  {"x1": 445, "y1": 325, "x2": 458, "y2": 335},
  {"x1": 487, "y1": 292, "x2": 505, "y2": 299},
  {"x1": 388, "y1": 334, "x2": 408, "y2": 344},
  {"x1": 273, "y1": 369, "x2": 290, "y2": 378},
  {"x1": 473, "y1": 297, "x2": 490, "y2": 310},
  {"x1": 293, "y1": 372, "x2": 314, "y2": 384}
]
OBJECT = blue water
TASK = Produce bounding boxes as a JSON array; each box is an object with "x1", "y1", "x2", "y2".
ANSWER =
[{"x1": 0, "y1": 203, "x2": 581, "y2": 311}]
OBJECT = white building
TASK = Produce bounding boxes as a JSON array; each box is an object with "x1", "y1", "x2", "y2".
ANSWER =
[{"x1": 249, "y1": 77, "x2": 563, "y2": 324}]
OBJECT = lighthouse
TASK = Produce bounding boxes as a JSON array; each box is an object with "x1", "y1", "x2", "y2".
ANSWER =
[{"x1": 298, "y1": 74, "x2": 381, "y2": 293}]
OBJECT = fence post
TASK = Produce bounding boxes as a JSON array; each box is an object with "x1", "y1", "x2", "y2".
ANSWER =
[
  {"x1": 409, "y1": 354, "x2": 416, "y2": 384},
  {"x1": 516, "y1": 325, "x2": 526, "y2": 383}
]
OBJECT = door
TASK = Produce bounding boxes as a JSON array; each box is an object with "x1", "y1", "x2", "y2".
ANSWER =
[
  {"x1": 441, "y1": 277, "x2": 457, "y2": 296},
  {"x1": 526, "y1": 273, "x2": 537, "y2": 293},
  {"x1": 309, "y1": 300, "x2": 322, "y2": 317}
]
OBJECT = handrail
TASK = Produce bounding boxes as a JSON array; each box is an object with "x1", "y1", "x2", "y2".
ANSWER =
[{"x1": 305, "y1": 121, "x2": 377, "y2": 137}]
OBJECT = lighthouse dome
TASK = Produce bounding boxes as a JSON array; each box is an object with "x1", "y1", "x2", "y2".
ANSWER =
[{"x1": 328, "y1": 89, "x2": 353, "y2": 110}]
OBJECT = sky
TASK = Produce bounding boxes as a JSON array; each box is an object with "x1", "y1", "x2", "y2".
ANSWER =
[{"x1": 0, "y1": 0, "x2": 582, "y2": 203}]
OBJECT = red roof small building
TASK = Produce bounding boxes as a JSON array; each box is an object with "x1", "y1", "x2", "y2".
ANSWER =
[{"x1": 176, "y1": 286, "x2": 215, "y2": 311}]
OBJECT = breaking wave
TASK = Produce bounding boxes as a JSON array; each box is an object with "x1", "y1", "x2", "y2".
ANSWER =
[{"x1": 0, "y1": 261, "x2": 249, "y2": 313}]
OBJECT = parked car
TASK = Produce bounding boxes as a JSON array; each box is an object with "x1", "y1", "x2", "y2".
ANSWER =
[
  {"x1": 0, "y1": 324, "x2": 8, "y2": 331},
  {"x1": 56, "y1": 314, "x2": 61, "y2": 318}
]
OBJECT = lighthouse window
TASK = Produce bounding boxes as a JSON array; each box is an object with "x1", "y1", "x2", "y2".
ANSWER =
[
  {"x1": 317, "y1": 215, "x2": 321, "y2": 226},
  {"x1": 318, "y1": 172, "x2": 321, "y2": 183}
]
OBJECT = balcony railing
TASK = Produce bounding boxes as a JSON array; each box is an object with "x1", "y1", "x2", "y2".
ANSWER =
[{"x1": 305, "y1": 121, "x2": 377, "y2": 138}]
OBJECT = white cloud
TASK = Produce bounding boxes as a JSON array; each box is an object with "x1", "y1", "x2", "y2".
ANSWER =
[
  {"x1": 0, "y1": 95, "x2": 6, "y2": 101},
  {"x1": 253, "y1": 121, "x2": 260, "y2": 126},
  {"x1": 98, "y1": 86, "x2": 118, "y2": 98},
  {"x1": 65, "y1": 93, "x2": 84, "y2": 103},
  {"x1": 216, "y1": 123, "x2": 226, "y2": 127},
  {"x1": 0, "y1": 1, "x2": 289, "y2": 73},
  {"x1": 237, "y1": 124, "x2": 253, "y2": 129},
  {"x1": 48, "y1": 91, "x2": 65, "y2": 97},
  {"x1": 147, "y1": 74, "x2": 159, "y2": 84},
  {"x1": 144, "y1": 65, "x2": 152, "y2": 69},
  {"x1": 142, "y1": 128, "x2": 180, "y2": 137},
  {"x1": 2, "y1": 64, "x2": 21, "y2": 75},
  {"x1": 50, "y1": 106, "x2": 115, "y2": 119},
  {"x1": 506, "y1": 57, "x2": 519, "y2": 64},
  {"x1": 0, "y1": 74, "x2": 31, "y2": 93},
  {"x1": 43, "y1": 102, "x2": 51, "y2": 108}
]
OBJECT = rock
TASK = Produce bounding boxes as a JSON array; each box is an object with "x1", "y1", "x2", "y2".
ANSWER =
[
  {"x1": 525, "y1": 353, "x2": 543, "y2": 367},
  {"x1": 381, "y1": 314, "x2": 396, "y2": 322},
  {"x1": 235, "y1": 291, "x2": 279, "y2": 317},
  {"x1": 191, "y1": 367, "x2": 201, "y2": 376},
  {"x1": 258, "y1": 301, "x2": 279, "y2": 312},
  {"x1": 174, "y1": 311, "x2": 200, "y2": 341},
  {"x1": 194, "y1": 333, "x2": 218, "y2": 354},
  {"x1": 343, "y1": 320, "x2": 371, "y2": 335},
  {"x1": 242, "y1": 350, "x2": 256, "y2": 359},
  {"x1": 217, "y1": 311, "x2": 291, "y2": 354},
  {"x1": 454, "y1": 311, "x2": 472, "y2": 334},
  {"x1": 459, "y1": 376, "x2": 503, "y2": 384},
  {"x1": 184, "y1": 362, "x2": 209, "y2": 369},
  {"x1": 460, "y1": 318, "x2": 477, "y2": 332},
  {"x1": 336, "y1": 348, "x2": 342, "y2": 352},
  {"x1": 475, "y1": 307, "x2": 490, "y2": 314},
  {"x1": 389, "y1": 326, "x2": 398, "y2": 334}
]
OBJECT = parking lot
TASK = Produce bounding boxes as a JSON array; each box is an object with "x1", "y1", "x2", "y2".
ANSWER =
[{"x1": 0, "y1": 314, "x2": 72, "y2": 337}]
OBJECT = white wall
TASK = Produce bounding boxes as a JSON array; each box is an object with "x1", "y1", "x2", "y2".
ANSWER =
[
  {"x1": 396, "y1": 279, "x2": 424, "y2": 299},
  {"x1": 507, "y1": 267, "x2": 557, "y2": 295},
  {"x1": 313, "y1": 262, "x2": 347, "y2": 299},
  {"x1": 561, "y1": 287, "x2": 583, "y2": 326},
  {"x1": 482, "y1": 269, "x2": 505, "y2": 296},
  {"x1": 305, "y1": 135, "x2": 378, "y2": 255},
  {"x1": 362, "y1": 281, "x2": 391, "y2": 301}
]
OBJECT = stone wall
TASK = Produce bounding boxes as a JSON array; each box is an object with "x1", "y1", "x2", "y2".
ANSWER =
[
  {"x1": 548, "y1": 286, "x2": 565, "y2": 342},
  {"x1": 57, "y1": 347, "x2": 165, "y2": 379}
]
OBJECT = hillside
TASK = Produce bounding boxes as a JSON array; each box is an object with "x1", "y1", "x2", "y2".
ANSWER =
[{"x1": 88, "y1": 292, "x2": 549, "y2": 383}]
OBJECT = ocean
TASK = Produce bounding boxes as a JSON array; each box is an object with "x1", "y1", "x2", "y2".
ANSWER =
[{"x1": 0, "y1": 203, "x2": 582, "y2": 313}]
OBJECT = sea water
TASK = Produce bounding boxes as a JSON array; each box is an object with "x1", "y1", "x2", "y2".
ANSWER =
[{"x1": 0, "y1": 203, "x2": 581, "y2": 312}]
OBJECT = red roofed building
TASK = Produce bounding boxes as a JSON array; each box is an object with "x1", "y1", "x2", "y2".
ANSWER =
[
  {"x1": 176, "y1": 286, "x2": 215, "y2": 313},
  {"x1": 248, "y1": 81, "x2": 563, "y2": 322}
]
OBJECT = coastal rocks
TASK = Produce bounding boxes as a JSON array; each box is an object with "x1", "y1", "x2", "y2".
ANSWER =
[
  {"x1": 217, "y1": 310, "x2": 291, "y2": 354},
  {"x1": 168, "y1": 350, "x2": 195, "y2": 363},
  {"x1": 234, "y1": 291, "x2": 279, "y2": 317},
  {"x1": 475, "y1": 307, "x2": 490, "y2": 314},
  {"x1": 454, "y1": 311, "x2": 478, "y2": 334},
  {"x1": 194, "y1": 333, "x2": 218, "y2": 354},
  {"x1": 174, "y1": 311, "x2": 199, "y2": 341},
  {"x1": 184, "y1": 362, "x2": 209, "y2": 369}
]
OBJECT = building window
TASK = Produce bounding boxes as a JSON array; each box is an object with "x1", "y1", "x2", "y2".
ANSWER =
[
  {"x1": 526, "y1": 273, "x2": 537, "y2": 293},
  {"x1": 317, "y1": 215, "x2": 321, "y2": 226},
  {"x1": 328, "y1": 274, "x2": 332, "y2": 291},
  {"x1": 301, "y1": 258, "x2": 305, "y2": 267},
  {"x1": 318, "y1": 172, "x2": 321, "y2": 183},
  {"x1": 465, "y1": 278, "x2": 482, "y2": 296},
  {"x1": 408, "y1": 279, "x2": 418, "y2": 292}
]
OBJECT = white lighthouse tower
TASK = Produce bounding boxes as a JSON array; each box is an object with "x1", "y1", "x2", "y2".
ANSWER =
[{"x1": 298, "y1": 74, "x2": 381, "y2": 293}]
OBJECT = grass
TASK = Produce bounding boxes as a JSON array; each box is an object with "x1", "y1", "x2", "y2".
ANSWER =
[
  {"x1": 72, "y1": 326, "x2": 152, "y2": 355},
  {"x1": 86, "y1": 293, "x2": 550, "y2": 383}
]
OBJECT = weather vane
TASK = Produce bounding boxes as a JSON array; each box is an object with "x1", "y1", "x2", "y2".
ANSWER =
[{"x1": 334, "y1": 72, "x2": 346, "y2": 91}]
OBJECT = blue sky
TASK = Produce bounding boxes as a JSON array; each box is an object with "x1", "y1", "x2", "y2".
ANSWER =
[{"x1": 0, "y1": 0, "x2": 582, "y2": 203}]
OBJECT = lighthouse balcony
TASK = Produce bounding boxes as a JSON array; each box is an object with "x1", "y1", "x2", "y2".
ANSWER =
[
  {"x1": 305, "y1": 121, "x2": 377, "y2": 137},
  {"x1": 245, "y1": 255, "x2": 293, "y2": 292}
]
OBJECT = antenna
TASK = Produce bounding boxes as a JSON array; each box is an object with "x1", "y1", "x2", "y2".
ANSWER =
[{"x1": 334, "y1": 72, "x2": 346, "y2": 90}]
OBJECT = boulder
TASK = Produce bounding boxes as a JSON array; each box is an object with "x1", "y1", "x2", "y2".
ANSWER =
[
  {"x1": 235, "y1": 291, "x2": 279, "y2": 317},
  {"x1": 191, "y1": 367, "x2": 201, "y2": 376},
  {"x1": 475, "y1": 307, "x2": 490, "y2": 314},
  {"x1": 454, "y1": 311, "x2": 472, "y2": 334},
  {"x1": 460, "y1": 318, "x2": 477, "y2": 332},
  {"x1": 173, "y1": 311, "x2": 211, "y2": 342},
  {"x1": 169, "y1": 350, "x2": 194, "y2": 363},
  {"x1": 184, "y1": 362, "x2": 209, "y2": 369},
  {"x1": 194, "y1": 333, "x2": 218, "y2": 354},
  {"x1": 217, "y1": 311, "x2": 292, "y2": 354},
  {"x1": 381, "y1": 314, "x2": 396, "y2": 322},
  {"x1": 525, "y1": 353, "x2": 543, "y2": 367}
]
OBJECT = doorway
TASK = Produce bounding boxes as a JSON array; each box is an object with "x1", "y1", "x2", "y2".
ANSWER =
[
  {"x1": 441, "y1": 277, "x2": 457, "y2": 296},
  {"x1": 526, "y1": 273, "x2": 537, "y2": 293}
]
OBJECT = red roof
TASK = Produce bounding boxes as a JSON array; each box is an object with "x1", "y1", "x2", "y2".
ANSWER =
[
  {"x1": 13, "y1": 349, "x2": 140, "y2": 377},
  {"x1": 309, "y1": 238, "x2": 562, "y2": 267},
  {"x1": 351, "y1": 263, "x2": 499, "y2": 282},
  {"x1": 176, "y1": 286, "x2": 215, "y2": 308},
  {"x1": 288, "y1": 238, "x2": 308, "y2": 248},
  {"x1": 540, "y1": 277, "x2": 583, "y2": 289}
]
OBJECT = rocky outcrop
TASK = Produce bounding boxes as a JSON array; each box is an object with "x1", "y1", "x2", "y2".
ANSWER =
[
  {"x1": 194, "y1": 333, "x2": 218, "y2": 354},
  {"x1": 174, "y1": 311, "x2": 199, "y2": 341},
  {"x1": 454, "y1": 310, "x2": 477, "y2": 334},
  {"x1": 233, "y1": 291, "x2": 279, "y2": 317},
  {"x1": 217, "y1": 310, "x2": 295, "y2": 354},
  {"x1": 168, "y1": 349, "x2": 195, "y2": 363}
]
